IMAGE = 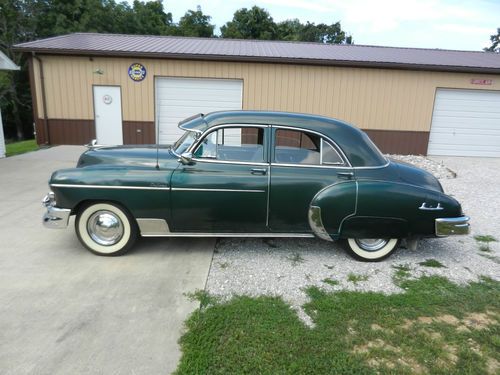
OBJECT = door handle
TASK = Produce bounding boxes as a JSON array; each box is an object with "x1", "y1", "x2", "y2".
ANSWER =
[
  {"x1": 337, "y1": 172, "x2": 354, "y2": 180},
  {"x1": 251, "y1": 168, "x2": 267, "y2": 175}
]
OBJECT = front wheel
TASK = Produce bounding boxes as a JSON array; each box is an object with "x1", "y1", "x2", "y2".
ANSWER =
[
  {"x1": 75, "y1": 202, "x2": 138, "y2": 256},
  {"x1": 345, "y1": 238, "x2": 399, "y2": 261}
]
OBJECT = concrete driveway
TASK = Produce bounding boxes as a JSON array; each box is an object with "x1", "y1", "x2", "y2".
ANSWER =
[{"x1": 0, "y1": 146, "x2": 215, "y2": 375}]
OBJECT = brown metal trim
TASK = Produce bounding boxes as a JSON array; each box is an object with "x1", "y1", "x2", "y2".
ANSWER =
[
  {"x1": 45, "y1": 119, "x2": 95, "y2": 145},
  {"x1": 33, "y1": 54, "x2": 50, "y2": 144},
  {"x1": 13, "y1": 48, "x2": 500, "y2": 74},
  {"x1": 363, "y1": 129, "x2": 430, "y2": 155}
]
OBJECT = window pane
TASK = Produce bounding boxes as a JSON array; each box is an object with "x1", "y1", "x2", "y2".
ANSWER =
[
  {"x1": 321, "y1": 139, "x2": 344, "y2": 165},
  {"x1": 275, "y1": 129, "x2": 320, "y2": 165},
  {"x1": 195, "y1": 127, "x2": 264, "y2": 163}
]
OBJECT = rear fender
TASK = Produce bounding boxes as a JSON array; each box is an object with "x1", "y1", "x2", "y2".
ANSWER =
[{"x1": 309, "y1": 181, "x2": 357, "y2": 240}]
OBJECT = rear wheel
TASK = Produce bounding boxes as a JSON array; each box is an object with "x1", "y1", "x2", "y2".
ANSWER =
[
  {"x1": 345, "y1": 238, "x2": 399, "y2": 261},
  {"x1": 75, "y1": 202, "x2": 137, "y2": 256}
]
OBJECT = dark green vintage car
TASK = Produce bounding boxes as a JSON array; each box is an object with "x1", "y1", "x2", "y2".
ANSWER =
[{"x1": 42, "y1": 111, "x2": 469, "y2": 261}]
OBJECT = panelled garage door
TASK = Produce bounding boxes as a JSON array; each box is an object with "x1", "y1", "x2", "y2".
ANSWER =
[
  {"x1": 428, "y1": 89, "x2": 500, "y2": 157},
  {"x1": 155, "y1": 77, "x2": 243, "y2": 144}
]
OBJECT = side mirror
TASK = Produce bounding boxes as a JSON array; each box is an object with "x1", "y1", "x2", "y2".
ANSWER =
[{"x1": 179, "y1": 152, "x2": 194, "y2": 165}]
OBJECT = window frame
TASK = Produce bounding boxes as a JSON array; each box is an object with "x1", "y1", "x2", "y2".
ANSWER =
[
  {"x1": 189, "y1": 124, "x2": 269, "y2": 166},
  {"x1": 272, "y1": 125, "x2": 351, "y2": 168}
]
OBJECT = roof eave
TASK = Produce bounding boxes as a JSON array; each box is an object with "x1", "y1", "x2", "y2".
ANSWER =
[{"x1": 13, "y1": 46, "x2": 500, "y2": 75}]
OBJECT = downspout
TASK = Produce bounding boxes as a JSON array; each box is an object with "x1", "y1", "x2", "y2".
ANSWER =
[{"x1": 32, "y1": 53, "x2": 50, "y2": 144}]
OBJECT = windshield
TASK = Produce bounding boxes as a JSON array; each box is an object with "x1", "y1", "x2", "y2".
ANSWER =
[{"x1": 172, "y1": 131, "x2": 197, "y2": 155}]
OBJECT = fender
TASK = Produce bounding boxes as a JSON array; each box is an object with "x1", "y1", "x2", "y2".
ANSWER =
[{"x1": 309, "y1": 180, "x2": 357, "y2": 240}]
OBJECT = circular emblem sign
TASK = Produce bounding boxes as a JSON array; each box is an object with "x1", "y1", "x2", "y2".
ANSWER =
[
  {"x1": 103, "y1": 94, "x2": 113, "y2": 105},
  {"x1": 128, "y1": 63, "x2": 147, "y2": 82}
]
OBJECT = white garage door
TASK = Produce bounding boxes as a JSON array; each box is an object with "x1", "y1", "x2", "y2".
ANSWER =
[
  {"x1": 428, "y1": 88, "x2": 500, "y2": 157},
  {"x1": 155, "y1": 77, "x2": 243, "y2": 144}
]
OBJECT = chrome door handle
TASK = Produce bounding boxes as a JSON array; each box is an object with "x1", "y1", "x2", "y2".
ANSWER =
[
  {"x1": 337, "y1": 172, "x2": 354, "y2": 180},
  {"x1": 251, "y1": 168, "x2": 267, "y2": 175},
  {"x1": 419, "y1": 202, "x2": 443, "y2": 211}
]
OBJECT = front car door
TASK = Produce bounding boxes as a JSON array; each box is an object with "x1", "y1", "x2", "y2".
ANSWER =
[
  {"x1": 269, "y1": 126, "x2": 354, "y2": 233},
  {"x1": 170, "y1": 125, "x2": 269, "y2": 232}
]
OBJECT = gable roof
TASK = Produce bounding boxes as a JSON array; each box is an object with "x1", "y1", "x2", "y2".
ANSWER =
[
  {"x1": 13, "y1": 32, "x2": 500, "y2": 74},
  {"x1": 0, "y1": 51, "x2": 20, "y2": 71}
]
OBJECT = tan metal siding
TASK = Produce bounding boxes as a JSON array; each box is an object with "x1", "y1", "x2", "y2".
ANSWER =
[{"x1": 34, "y1": 55, "x2": 500, "y2": 133}]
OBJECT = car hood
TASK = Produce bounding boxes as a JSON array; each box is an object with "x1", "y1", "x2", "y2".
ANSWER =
[
  {"x1": 389, "y1": 159, "x2": 444, "y2": 193},
  {"x1": 76, "y1": 145, "x2": 177, "y2": 168}
]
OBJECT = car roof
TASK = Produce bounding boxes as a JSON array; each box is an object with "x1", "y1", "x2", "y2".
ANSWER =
[{"x1": 179, "y1": 111, "x2": 387, "y2": 167}]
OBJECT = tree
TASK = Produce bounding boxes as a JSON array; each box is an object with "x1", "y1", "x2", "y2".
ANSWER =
[
  {"x1": 220, "y1": 6, "x2": 277, "y2": 40},
  {"x1": 277, "y1": 19, "x2": 352, "y2": 44},
  {"x1": 485, "y1": 28, "x2": 499, "y2": 52},
  {"x1": 177, "y1": 5, "x2": 214, "y2": 37}
]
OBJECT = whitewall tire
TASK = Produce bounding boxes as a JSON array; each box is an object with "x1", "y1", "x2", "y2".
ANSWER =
[
  {"x1": 75, "y1": 202, "x2": 137, "y2": 256},
  {"x1": 346, "y1": 238, "x2": 399, "y2": 261}
]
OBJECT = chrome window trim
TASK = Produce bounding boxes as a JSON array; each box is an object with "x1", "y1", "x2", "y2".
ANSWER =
[
  {"x1": 270, "y1": 162, "x2": 353, "y2": 170},
  {"x1": 188, "y1": 123, "x2": 270, "y2": 155},
  {"x1": 50, "y1": 183, "x2": 171, "y2": 190},
  {"x1": 190, "y1": 158, "x2": 269, "y2": 167},
  {"x1": 171, "y1": 187, "x2": 265, "y2": 193},
  {"x1": 272, "y1": 125, "x2": 351, "y2": 168}
]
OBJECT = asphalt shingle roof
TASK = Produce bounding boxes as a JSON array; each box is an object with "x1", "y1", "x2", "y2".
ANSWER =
[{"x1": 13, "y1": 33, "x2": 500, "y2": 73}]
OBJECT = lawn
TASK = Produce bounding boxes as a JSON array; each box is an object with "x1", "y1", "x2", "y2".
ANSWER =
[
  {"x1": 5, "y1": 139, "x2": 38, "y2": 157},
  {"x1": 176, "y1": 276, "x2": 499, "y2": 374}
]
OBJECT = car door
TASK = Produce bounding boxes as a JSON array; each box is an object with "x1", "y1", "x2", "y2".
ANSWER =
[
  {"x1": 170, "y1": 125, "x2": 269, "y2": 232},
  {"x1": 268, "y1": 126, "x2": 355, "y2": 233}
]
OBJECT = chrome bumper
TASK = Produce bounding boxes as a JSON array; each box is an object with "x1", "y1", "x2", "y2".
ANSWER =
[
  {"x1": 435, "y1": 216, "x2": 470, "y2": 237},
  {"x1": 42, "y1": 193, "x2": 71, "y2": 229}
]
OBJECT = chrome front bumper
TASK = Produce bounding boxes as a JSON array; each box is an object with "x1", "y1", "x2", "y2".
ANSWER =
[
  {"x1": 42, "y1": 193, "x2": 71, "y2": 229},
  {"x1": 435, "y1": 216, "x2": 470, "y2": 237}
]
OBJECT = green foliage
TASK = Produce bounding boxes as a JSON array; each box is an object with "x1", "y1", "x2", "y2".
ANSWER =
[
  {"x1": 177, "y1": 6, "x2": 214, "y2": 38},
  {"x1": 419, "y1": 259, "x2": 446, "y2": 268},
  {"x1": 347, "y1": 272, "x2": 369, "y2": 284},
  {"x1": 484, "y1": 27, "x2": 500, "y2": 52},
  {"x1": 322, "y1": 278, "x2": 339, "y2": 286},
  {"x1": 5, "y1": 139, "x2": 38, "y2": 156},
  {"x1": 220, "y1": 6, "x2": 277, "y2": 40},
  {"x1": 474, "y1": 235, "x2": 498, "y2": 243},
  {"x1": 175, "y1": 276, "x2": 500, "y2": 374}
]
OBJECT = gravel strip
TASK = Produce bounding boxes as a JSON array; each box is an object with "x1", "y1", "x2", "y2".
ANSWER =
[{"x1": 205, "y1": 156, "x2": 500, "y2": 325}]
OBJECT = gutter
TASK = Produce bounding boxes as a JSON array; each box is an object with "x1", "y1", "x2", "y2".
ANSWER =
[{"x1": 33, "y1": 53, "x2": 50, "y2": 144}]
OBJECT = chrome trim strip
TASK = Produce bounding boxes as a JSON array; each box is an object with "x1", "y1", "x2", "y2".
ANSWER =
[
  {"x1": 141, "y1": 232, "x2": 315, "y2": 238},
  {"x1": 435, "y1": 216, "x2": 470, "y2": 237},
  {"x1": 308, "y1": 206, "x2": 333, "y2": 241},
  {"x1": 419, "y1": 202, "x2": 444, "y2": 211},
  {"x1": 137, "y1": 218, "x2": 170, "y2": 235},
  {"x1": 171, "y1": 187, "x2": 265, "y2": 193},
  {"x1": 50, "y1": 184, "x2": 171, "y2": 190},
  {"x1": 191, "y1": 158, "x2": 269, "y2": 167},
  {"x1": 337, "y1": 180, "x2": 359, "y2": 235},
  {"x1": 270, "y1": 162, "x2": 353, "y2": 170},
  {"x1": 353, "y1": 160, "x2": 391, "y2": 170}
]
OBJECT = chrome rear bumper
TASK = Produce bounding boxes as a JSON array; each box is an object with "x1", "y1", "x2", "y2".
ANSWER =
[
  {"x1": 42, "y1": 193, "x2": 70, "y2": 229},
  {"x1": 435, "y1": 216, "x2": 470, "y2": 237}
]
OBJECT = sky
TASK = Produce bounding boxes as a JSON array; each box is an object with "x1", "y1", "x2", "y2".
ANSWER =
[{"x1": 161, "y1": 0, "x2": 499, "y2": 51}]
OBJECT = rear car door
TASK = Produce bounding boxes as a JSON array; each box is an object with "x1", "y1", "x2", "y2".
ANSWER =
[
  {"x1": 268, "y1": 126, "x2": 354, "y2": 233},
  {"x1": 170, "y1": 125, "x2": 269, "y2": 232}
]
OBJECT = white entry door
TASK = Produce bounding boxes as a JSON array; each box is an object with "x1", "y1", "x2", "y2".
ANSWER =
[
  {"x1": 93, "y1": 86, "x2": 123, "y2": 145},
  {"x1": 428, "y1": 88, "x2": 500, "y2": 157},
  {"x1": 155, "y1": 77, "x2": 243, "y2": 144}
]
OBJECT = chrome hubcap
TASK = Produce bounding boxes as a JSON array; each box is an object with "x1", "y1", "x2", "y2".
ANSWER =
[
  {"x1": 355, "y1": 238, "x2": 389, "y2": 252},
  {"x1": 87, "y1": 210, "x2": 123, "y2": 246}
]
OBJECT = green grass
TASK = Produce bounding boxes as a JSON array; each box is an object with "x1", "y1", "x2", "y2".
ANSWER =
[
  {"x1": 322, "y1": 278, "x2": 339, "y2": 286},
  {"x1": 392, "y1": 264, "x2": 412, "y2": 283},
  {"x1": 5, "y1": 139, "x2": 38, "y2": 157},
  {"x1": 419, "y1": 259, "x2": 446, "y2": 268},
  {"x1": 347, "y1": 272, "x2": 369, "y2": 284},
  {"x1": 175, "y1": 276, "x2": 500, "y2": 374},
  {"x1": 474, "y1": 235, "x2": 498, "y2": 243}
]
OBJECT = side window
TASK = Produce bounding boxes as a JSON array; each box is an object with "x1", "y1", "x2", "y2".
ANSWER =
[
  {"x1": 274, "y1": 129, "x2": 345, "y2": 166},
  {"x1": 194, "y1": 127, "x2": 265, "y2": 163}
]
